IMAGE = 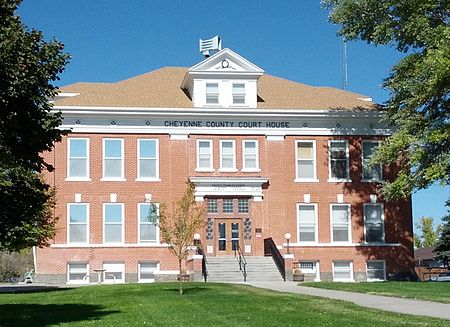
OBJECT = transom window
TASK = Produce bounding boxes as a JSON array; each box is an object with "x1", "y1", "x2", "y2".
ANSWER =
[
  {"x1": 223, "y1": 199, "x2": 234, "y2": 213},
  {"x1": 331, "y1": 204, "x2": 351, "y2": 243},
  {"x1": 364, "y1": 203, "x2": 384, "y2": 243},
  {"x1": 138, "y1": 139, "x2": 159, "y2": 180},
  {"x1": 220, "y1": 140, "x2": 236, "y2": 171},
  {"x1": 367, "y1": 260, "x2": 386, "y2": 281},
  {"x1": 207, "y1": 199, "x2": 218, "y2": 213},
  {"x1": 329, "y1": 140, "x2": 349, "y2": 180},
  {"x1": 67, "y1": 263, "x2": 88, "y2": 283},
  {"x1": 232, "y1": 83, "x2": 245, "y2": 104},
  {"x1": 197, "y1": 140, "x2": 213, "y2": 171},
  {"x1": 362, "y1": 140, "x2": 382, "y2": 181},
  {"x1": 103, "y1": 139, "x2": 124, "y2": 179},
  {"x1": 297, "y1": 204, "x2": 317, "y2": 243},
  {"x1": 67, "y1": 138, "x2": 89, "y2": 179},
  {"x1": 296, "y1": 141, "x2": 316, "y2": 180},
  {"x1": 238, "y1": 199, "x2": 249, "y2": 213},
  {"x1": 139, "y1": 203, "x2": 159, "y2": 243},
  {"x1": 206, "y1": 83, "x2": 219, "y2": 104},
  {"x1": 103, "y1": 203, "x2": 124, "y2": 243},
  {"x1": 242, "y1": 140, "x2": 259, "y2": 171},
  {"x1": 68, "y1": 203, "x2": 88, "y2": 244},
  {"x1": 333, "y1": 261, "x2": 353, "y2": 281}
]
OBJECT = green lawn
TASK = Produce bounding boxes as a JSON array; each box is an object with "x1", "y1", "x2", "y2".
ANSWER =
[
  {"x1": 0, "y1": 283, "x2": 448, "y2": 326},
  {"x1": 302, "y1": 281, "x2": 450, "y2": 304}
]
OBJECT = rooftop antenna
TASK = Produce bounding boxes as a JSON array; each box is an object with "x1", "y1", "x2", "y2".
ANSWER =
[
  {"x1": 199, "y1": 35, "x2": 222, "y2": 58},
  {"x1": 340, "y1": 38, "x2": 348, "y2": 90}
]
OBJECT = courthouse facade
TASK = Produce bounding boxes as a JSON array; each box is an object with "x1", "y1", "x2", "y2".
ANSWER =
[{"x1": 35, "y1": 48, "x2": 414, "y2": 283}]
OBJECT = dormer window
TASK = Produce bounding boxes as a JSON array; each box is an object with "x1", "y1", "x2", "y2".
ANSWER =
[
  {"x1": 232, "y1": 83, "x2": 245, "y2": 104},
  {"x1": 206, "y1": 83, "x2": 219, "y2": 104}
]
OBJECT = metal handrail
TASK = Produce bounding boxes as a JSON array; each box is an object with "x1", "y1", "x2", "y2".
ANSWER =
[
  {"x1": 264, "y1": 238, "x2": 286, "y2": 281},
  {"x1": 234, "y1": 244, "x2": 247, "y2": 281}
]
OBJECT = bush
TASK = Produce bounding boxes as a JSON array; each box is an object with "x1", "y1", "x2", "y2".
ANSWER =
[{"x1": 0, "y1": 249, "x2": 34, "y2": 283}]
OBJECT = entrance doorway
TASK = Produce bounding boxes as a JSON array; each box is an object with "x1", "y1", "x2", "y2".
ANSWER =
[{"x1": 216, "y1": 219, "x2": 241, "y2": 255}]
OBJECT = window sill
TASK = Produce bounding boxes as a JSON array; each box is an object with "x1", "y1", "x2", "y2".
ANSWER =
[
  {"x1": 65, "y1": 178, "x2": 91, "y2": 182},
  {"x1": 361, "y1": 179, "x2": 382, "y2": 183},
  {"x1": 195, "y1": 168, "x2": 215, "y2": 172},
  {"x1": 294, "y1": 178, "x2": 319, "y2": 183},
  {"x1": 327, "y1": 179, "x2": 352, "y2": 183},
  {"x1": 218, "y1": 169, "x2": 238, "y2": 172},
  {"x1": 241, "y1": 168, "x2": 261, "y2": 172},
  {"x1": 100, "y1": 178, "x2": 126, "y2": 182},
  {"x1": 135, "y1": 178, "x2": 161, "y2": 182}
]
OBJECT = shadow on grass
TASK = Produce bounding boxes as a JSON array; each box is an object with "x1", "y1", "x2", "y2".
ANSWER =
[
  {"x1": 164, "y1": 286, "x2": 210, "y2": 294},
  {"x1": 0, "y1": 303, "x2": 119, "y2": 326},
  {"x1": 0, "y1": 285, "x2": 73, "y2": 294}
]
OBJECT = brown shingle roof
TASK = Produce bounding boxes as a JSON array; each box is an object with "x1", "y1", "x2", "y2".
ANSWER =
[{"x1": 54, "y1": 67, "x2": 377, "y2": 110}]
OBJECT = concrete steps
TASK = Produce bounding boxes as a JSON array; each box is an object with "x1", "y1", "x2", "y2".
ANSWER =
[{"x1": 206, "y1": 256, "x2": 284, "y2": 282}]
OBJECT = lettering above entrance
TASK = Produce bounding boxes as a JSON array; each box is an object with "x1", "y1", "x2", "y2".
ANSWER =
[{"x1": 190, "y1": 177, "x2": 268, "y2": 202}]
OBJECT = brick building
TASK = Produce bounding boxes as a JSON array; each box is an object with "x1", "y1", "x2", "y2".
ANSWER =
[{"x1": 35, "y1": 47, "x2": 414, "y2": 284}]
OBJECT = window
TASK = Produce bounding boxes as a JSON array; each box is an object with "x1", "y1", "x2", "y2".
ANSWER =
[
  {"x1": 223, "y1": 199, "x2": 234, "y2": 213},
  {"x1": 139, "y1": 262, "x2": 159, "y2": 283},
  {"x1": 67, "y1": 138, "x2": 89, "y2": 179},
  {"x1": 296, "y1": 141, "x2": 316, "y2": 180},
  {"x1": 103, "y1": 203, "x2": 124, "y2": 243},
  {"x1": 67, "y1": 263, "x2": 88, "y2": 284},
  {"x1": 333, "y1": 261, "x2": 353, "y2": 281},
  {"x1": 220, "y1": 140, "x2": 236, "y2": 171},
  {"x1": 364, "y1": 204, "x2": 384, "y2": 243},
  {"x1": 197, "y1": 140, "x2": 213, "y2": 171},
  {"x1": 103, "y1": 139, "x2": 124, "y2": 179},
  {"x1": 232, "y1": 83, "x2": 245, "y2": 104},
  {"x1": 331, "y1": 204, "x2": 351, "y2": 243},
  {"x1": 297, "y1": 204, "x2": 317, "y2": 243},
  {"x1": 362, "y1": 141, "x2": 382, "y2": 181},
  {"x1": 138, "y1": 203, "x2": 159, "y2": 243},
  {"x1": 206, "y1": 83, "x2": 219, "y2": 104},
  {"x1": 329, "y1": 140, "x2": 349, "y2": 180},
  {"x1": 207, "y1": 199, "x2": 218, "y2": 213},
  {"x1": 68, "y1": 203, "x2": 88, "y2": 243},
  {"x1": 238, "y1": 199, "x2": 249, "y2": 213},
  {"x1": 242, "y1": 140, "x2": 259, "y2": 171},
  {"x1": 299, "y1": 261, "x2": 320, "y2": 281},
  {"x1": 138, "y1": 139, "x2": 159, "y2": 180},
  {"x1": 367, "y1": 261, "x2": 386, "y2": 281},
  {"x1": 103, "y1": 263, "x2": 125, "y2": 283}
]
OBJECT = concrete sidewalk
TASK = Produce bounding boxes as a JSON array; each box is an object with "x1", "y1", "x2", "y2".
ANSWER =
[{"x1": 247, "y1": 281, "x2": 450, "y2": 320}]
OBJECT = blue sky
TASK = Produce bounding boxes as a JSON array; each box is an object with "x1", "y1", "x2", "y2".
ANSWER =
[{"x1": 18, "y1": 0, "x2": 448, "y2": 228}]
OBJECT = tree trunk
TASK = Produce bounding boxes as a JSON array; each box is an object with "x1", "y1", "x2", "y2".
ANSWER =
[{"x1": 178, "y1": 258, "x2": 183, "y2": 295}]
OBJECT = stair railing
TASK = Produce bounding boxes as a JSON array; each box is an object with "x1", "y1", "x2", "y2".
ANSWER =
[
  {"x1": 234, "y1": 243, "x2": 247, "y2": 281},
  {"x1": 264, "y1": 238, "x2": 286, "y2": 281}
]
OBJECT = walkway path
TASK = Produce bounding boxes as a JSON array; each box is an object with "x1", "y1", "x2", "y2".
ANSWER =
[{"x1": 247, "y1": 281, "x2": 450, "y2": 320}]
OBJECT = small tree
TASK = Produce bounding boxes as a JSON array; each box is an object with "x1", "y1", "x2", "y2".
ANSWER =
[
  {"x1": 435, "y1": 207, "x2": 450, "y2": 267},
  {"x1": 415, "y1": 217, "x2": 440, "y2": 248},
  {"x1": 150, "y1": 181, "x2": 205, "y2": 295}
]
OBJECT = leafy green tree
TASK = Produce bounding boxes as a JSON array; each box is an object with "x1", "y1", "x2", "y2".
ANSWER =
[
  {"x1": 435, "y1": 206, "x2": 450, "y2": 266},
  {"x1": 322, "y1": 0, "x2": 450, "y2": 201},
  {"x1": 0, "y1": 0, "x2": 69, "y2": 250},
  {"x1": 414, "y1": 217, "x2": 440, "y2": 248}
]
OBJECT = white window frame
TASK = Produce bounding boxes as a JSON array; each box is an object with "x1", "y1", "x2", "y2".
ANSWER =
[
  {"x1": 103, "y1": 262, "x2": 125, "y2": 284},
  {"x1": 232, "y1": 83, "x2": 246, "y2": 105},
  {"x1": 295, "y1": 140, "x2": 318, "y2": 182},
  {"x1": 67, "y1": 262, "x2": 89, "y2": 284},
  {"x1": 136, "y1": 139, "x2": 160, "y2": 181},
  {"x1": 328, "y1": 140, "x2": 350, "y2": 182},
  {"x1": 138, "y1": 261, "x2": 160, "y2": 283},
  {"x1": 219, "y1": 140, "x2": 237, "y2": 172},
  {"x1": 66, "y1": 138, "x2": 90, "y2": 181},
  {"x1": 67, "y1": 203, "x2": 89, "y2": 244},
  {"x1": 299, "y1": 261, "x2": 321, "y2": 281},
  {"x1": 103, "y1": 203, "x2": 124, "y2": 244},
  {"x1": 332, "y1": 261, "x2": 354, "y2": 282},
  {"x1": 296, "y1": 203, "x2": 318, "y2": 244},
  {"x1": 138, "y1": 203, "x2": 160, "y2": 243},
  {"x1": 242, "y1": 140, "x2": 260, "y2": 172},
  {"x1": 206, "y1": 82, "x2": 219, "y2": 104},
  {"x1": 196, "y1": 139, "x2": 213, "y2": 172},
  {"x1": 364, "y1": 203, "x2": 385, "y2": 243},
  {"x1": 366, "y1": 260, "x2": 386, "y2": 281},
  {"x1": 362, "y1": 140, "x2": 383, "y2": 182},
  {"x1": 330, "y1": 204, "x2": 352, "y2": 244},
  {"x1": 102, "y1": 138, "x2": 125, "y2": 181}
]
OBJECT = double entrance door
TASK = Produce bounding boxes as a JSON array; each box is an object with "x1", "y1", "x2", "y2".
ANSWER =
[{"x1": 216, "y1": 219, "x2": 241, "y2": 255}]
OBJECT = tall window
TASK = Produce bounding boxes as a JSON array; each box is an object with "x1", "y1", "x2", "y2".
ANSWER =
[
  {"x1": 364, "y1": 204, "x2": 384, "y2": 243},
  {"x1": 296, "y1": 141, "x2": 316, "y2": 180},
  {"x1": 67, "y1": 263, "x2": 88, "y2": 283},
  {"x1": 138, "y1": 203, "x2": 159, "y2": 243},
  {"x1": 138, "y1": 139, "x2": 159, "y2": 180},
  {"x1": 220, "y1": 140, "x2": 236, "y2": 170},
  {"x1": 104, "y1": 203, "x2": 124, "y2": 243},
  {"x1": 232, "y1": 83, "x2": 245, "y2": 104},
  {"x1": 67, "y1": 138, "x2": 89, "y2": 179},
  {"x1": 206, "y1": 83, "x2": 219, "y2": 104},
  {"x1": 197, "y1": 140, "x2": 213, "y2": 171},
  {"x1": 297, "y1": 204, "x2": 317, "y2": 242},
  {"x1": 362, "y1": 141, "x2": 382, "y2": 181},
  {"x1": 367, "y1": 261, "x2": 386, "y2": 281},
  {"x1": 329, "y1": 140, "x2": 349, "y2": 180},
  {"x1": 333, "y1": 261, "x2": 353, "y2": 281},
  {"x1": 331, "y1": 204, "x2": 351, "y2": 243},
  {"x1": 242, "y1": 140, "x2": 258, "y2": 171},
  {"x1": 207, "y1": 199, "x2": 218, "y2": 213},
  {"x1": 68, "y1": 203, "x2": 88, "y2": 243},
  {"x1": 103, "y1": 139, "x2": 124, "y2": 179}
]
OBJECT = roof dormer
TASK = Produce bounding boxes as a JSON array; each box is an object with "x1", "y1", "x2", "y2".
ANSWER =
[{"x1": 181, "y1": 48, "x2": 264, "y2": 108}]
